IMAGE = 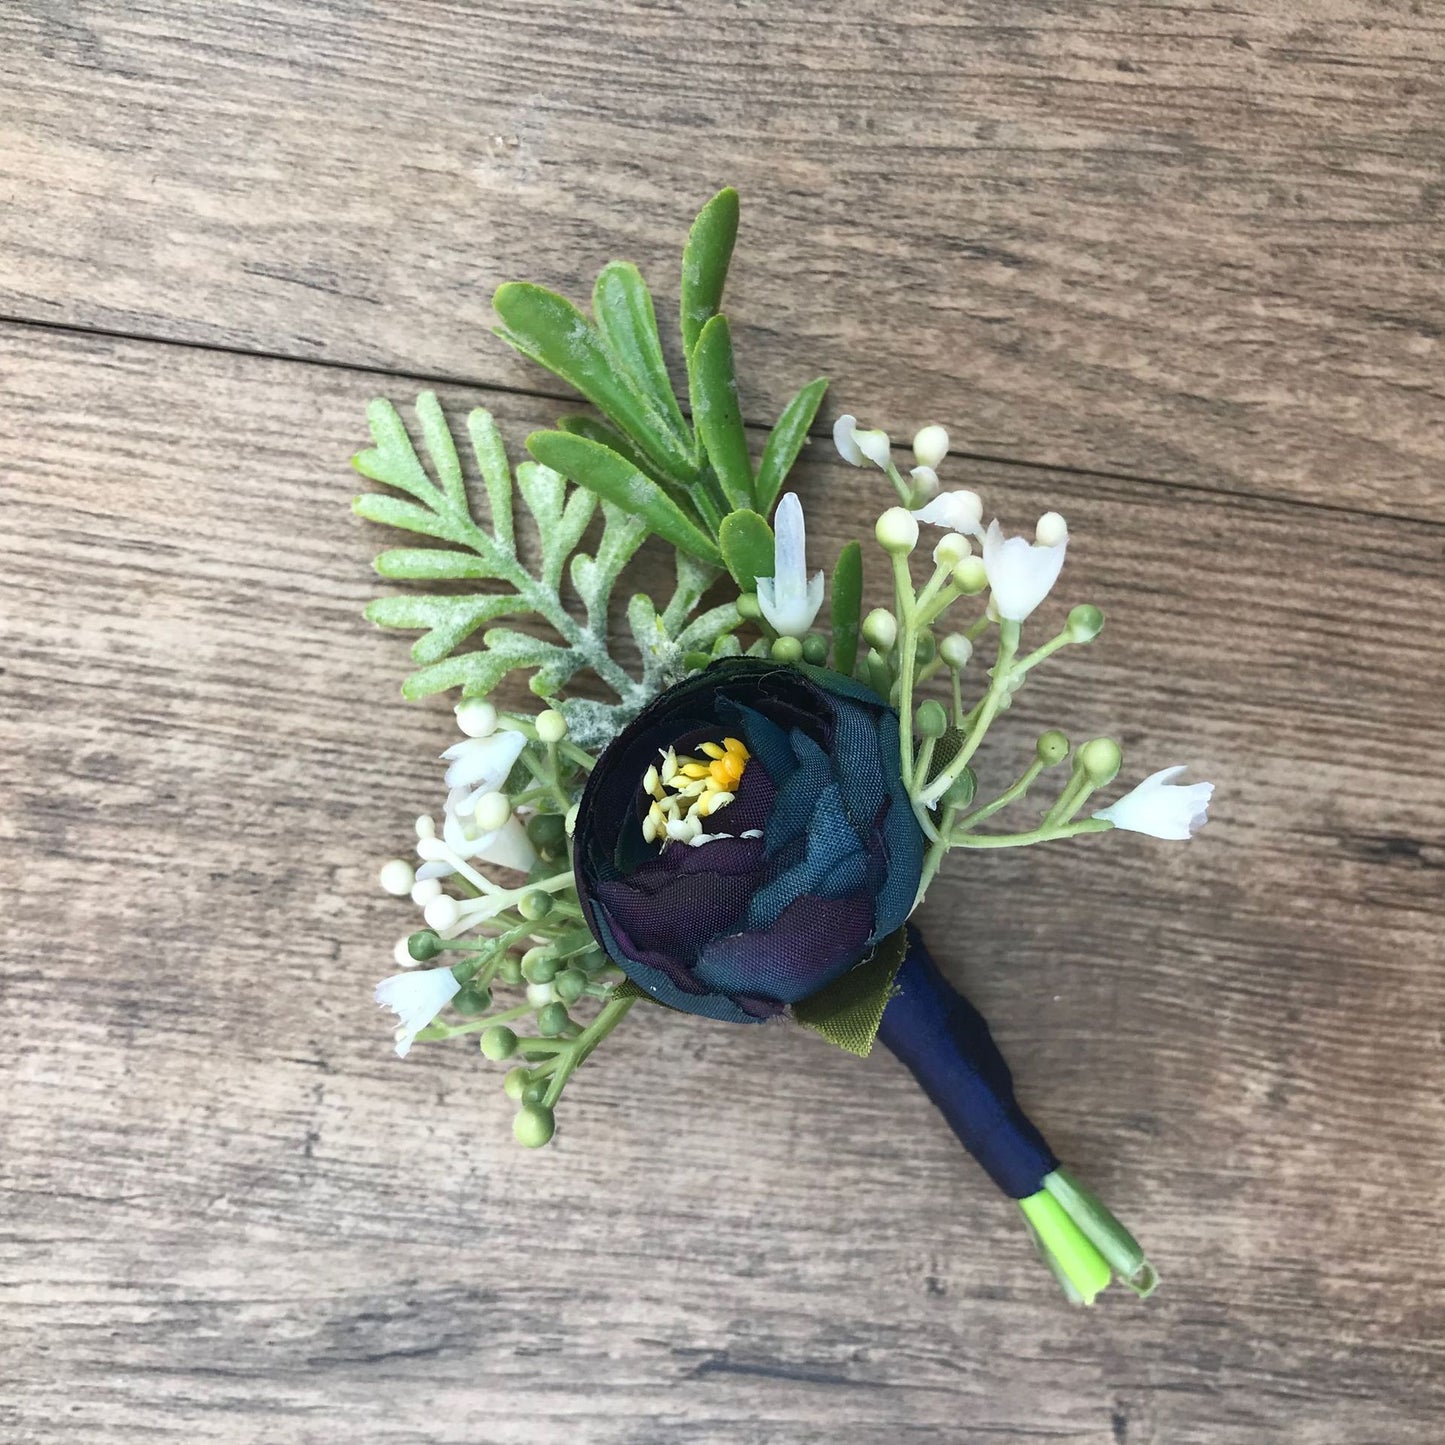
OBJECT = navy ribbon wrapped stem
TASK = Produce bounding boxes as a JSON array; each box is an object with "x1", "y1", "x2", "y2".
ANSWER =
[{"x1": 877, "y1": 925, "x2": 1058, "y2": 1200}]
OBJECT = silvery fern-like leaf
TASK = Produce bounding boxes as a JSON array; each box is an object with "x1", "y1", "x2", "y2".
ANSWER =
[{"x1": 355, "y1": 392, "x2": 743, "y2": 747}]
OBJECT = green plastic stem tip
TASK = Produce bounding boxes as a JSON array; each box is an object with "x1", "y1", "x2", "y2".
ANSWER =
[{"x1": 1019, "y1": 1192, "x2": 1112, "y2": 1305}]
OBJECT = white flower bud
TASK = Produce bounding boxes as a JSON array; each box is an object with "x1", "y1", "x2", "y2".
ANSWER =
[
  {"x1": 876, "y1": 507, "x2": 919, "y2": 554},
  {"x1": 1036, "y1": 511, "x2": 1069, "y2": 548},
  {"x1": 939, "y1": 633, "x2": 973, "y2": 669},
  {"x1": 526, "y1": 981, "x2": 557, "y2": 1008},
  {"x1": 378, "y1": 859, "x2": 416, "y2": 897},
  {"x1": 862, "y1": 608, "x2": 898, "y2": 651},
  {"x1": 424, "y1": 893, "x2": 461, "y2": 932},
  {"x1": 536, "y1": 708, "x2": 568, "y2": 743},
  {"x1": 415, "y1": 814, "x2": 437, "y2": 840},
  {"x1": 410, "y1": 877, "x2": 443, "y2": 906},
  {"x1": 472, "y1": 791, "x2": 513, "y2": 833},
  {"x1": 908, "y1": 466, "x2": 940, "y2": 506},
  {"x1": 913, "y1": 489, "x2": 984, "y2": 535},
  {"x1": 455, "y1": 698, "x2": 498, "y2": 738},
  {"x1": 912, "y1": 424, "x2": 950, "y2": 470},
  {"x1": 932, "y1": 533, "x2": 972, "y2": 568},
  {"x1": 393, "y1": 936, "x2": 419, "y2": 969},
  {"x1": 853, "y1": 428, "x2": 891, "y2": 469}
]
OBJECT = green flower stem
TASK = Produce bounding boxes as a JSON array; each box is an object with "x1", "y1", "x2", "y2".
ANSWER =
[
  {"x1": 1043, "y1": 1169, "x2": 1158, "y2": 1298},
  {"x1": 947, "y1": 818, "x2": 1111, "y2": 850},
  {"x1": 953, "y1": 757, "x2": 1046, "y2": 833},
  {"x1": 949, "y1": 667, "x2": 965, "y2": 726},
  {"x1": 912, "y1": 734, "x2": 937, "y2": 795},
  {"x1": 1013, "y1": 627, "x2": 1073, "y2": 678},
  {"x1": 891, "y1": 551, "x2": 920, "y2": 785},
  {"x1": 1019, "y1": 1192, "x2": 1112, "y2": 1305},
  {"x1": 916, "y1": 620, "x2": 1019, "y2": 809},
  {"x1": 883, "y1": 459, "x2": 913, "y2": 504},
  {"x1": 1041, "y1": 760, "x2": 1099, "y2": 829},
  {"x1": 540, "y1": 995, "x2": 636, "y2": 1108},
  {"x1": 413, "y1": 1002, "x2": 535, "y2": 1043},
  {"x1": 918, "y1": 583, "x2": 963, "y2": 627}
]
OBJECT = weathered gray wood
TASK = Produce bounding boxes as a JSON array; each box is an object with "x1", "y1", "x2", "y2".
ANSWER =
[
  {"x1": 2, "y1": 323, "x2": 1442, "y2": 1443},
  {"x1": 1, "y1": 3, "x2": 1444, "y2": 519}
]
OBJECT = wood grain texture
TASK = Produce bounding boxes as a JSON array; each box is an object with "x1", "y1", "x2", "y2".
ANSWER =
[
  {"x1": 2, "y1": 2, "x2": 1444, "y2": 518},
  {"x1": 2, "y1": 322, "x2": 1443, "y2": 1443}
]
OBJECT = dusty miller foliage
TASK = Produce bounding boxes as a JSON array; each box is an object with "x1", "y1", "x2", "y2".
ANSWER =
[{"x1": 352, "y1": 392, "x2": 742, "y2": 749}]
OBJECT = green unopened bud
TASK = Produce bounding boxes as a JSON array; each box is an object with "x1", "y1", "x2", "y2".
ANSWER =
[
  {"x1": 862, "y1": 608, "x2": 898, "y2": 651},
  {"x1": 407, "y1": 930, "x2": 442, "y2": 962},
  {"x1": 554, "y1": 968, "x2": 587, "y2": 1005},
  {"x1": 1066, "y1": 604, "x2": 1105, "y2": 644},
  {"x1": 916, "y1": 700, "x2": 949, "y2": 738},
  {"x1": 1036, "y1": 729, "x2": 1070, "y2": 766},
  {"x1": 875, "y1": 507, "x2": 919, "y2": 555},
  {"x1": 939, "y1": 633, "x2": 973, "y2": 669},
  {"x1": 952, "y1": 556, "x2": 988, "y2": 594},
  {"x1": 513, "y1": 1103, "x2": 556, "y2": 1148},
  {"x1": 1078, "y1": 737, "x2": 1123, "y2": 787},
  {"x1": 577, "y1": 946, "x2": 610, "y2": 976},
  {"x1": 770, "y1": 635, "x2": 804, "y2": 664},
  {"x1": 521, "y1": 948, "x2": 559, "y2": 984},
  {"x1": 496, "y1": 954, "x2": 523, "y2": 986},
  {"x1": 865, "y1": 648, "x2": 893, "y2": 700},
  {"x1": 503, "y1": 1066, "x2": 531, "y2": 1101},
  {"x1": 536, "y1": 708, "x2": 568, "y2": 743},
  {"x1": 932, "y1": 532, "x2": 971, "y2": 568},
  {"x1": 537, "y1": 1002, "x2": 569, "y2": 1037},
  {"x1": 914, "y1": 631, "x2": 936, "y2": 667},
  {"x1": 481, "y1": 1025, "x2": 519, "y2": 1061},
  {"x1": 518, "y1": 889, "x2": 554, "y2": 921},
  {"x1": 737, "y1": 591, "x2": 762, "y2": 621},
  {"x1": 452, "y1": 983, "x2": 493, "y2": 1016},
  {"x1": 683, "y1": 650, "x2": 712, "y2": 671},
  {"x1": 942, "y1": 766, "x2": 978, "y2": 809},
  {"x1": 801, "y1": 634, "x2": 829, "y2": 666},
  {"x1": 526, "y1": 812, "x2": 567, "y2": 855}
]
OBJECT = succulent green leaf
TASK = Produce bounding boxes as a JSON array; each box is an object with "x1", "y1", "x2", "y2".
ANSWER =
[
  {"x1": 718, "y1": 508, "x2": 775, "y2": 592},
  {"x1": 526, "y1": 431, "x2": 722, "y2": 567},
  {"x1": 592, "y1": 261, "x2": 690, "y2": 443},
  {"x1": 366, "y1": 593, "x2": 528, "y2": 664},
  {"x1": 831, "y1": 540, "x2": 864, "y2": 678},
  {"x1": 493, "y1": 282, "x2": 696, "y2": 483},
  {"x1": 468, "y1": 409, "x2": 515, "y2": 549},
  {"x1": 680, "y1": 187, "x2": 739, "y2": 359},
  {"x1": 374, "y1": 548, "x2": 497, "y2": 581},
  {"x1": 755, "y1": 376, "x2": 827, "y2": 516},
  {"x1": 353, "y1": 397, "x2": 445, "y2": 509},
  {"x1": 690, "y1": 315, "x2": 753, "y2": 512},
  {"x1": 351, "y1": 491, "x2": 457, "y2": 543}
]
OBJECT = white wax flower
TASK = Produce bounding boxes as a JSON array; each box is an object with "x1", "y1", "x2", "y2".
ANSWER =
[
  {"x1": 756, "y1": 492, "x2": 824, "y2": 637},
  {"x1": 441, "y1": 728, "x2": 526, "y2": 799},
  {"x1": 439, "y1": 808, "x2": 538, "y2": 874},
  {"x1": 1094, "y1": 766, "x2": 1214, "y2": 840},
  {"x1": 834, "y1": 414, "x2": 864, "y2": 466},
  {"x1": 981, "y1": 517, "x2": 1068, "y2": 622},
  {"x1": 376, "y1": 965, "x2": 461, "y2": 1057},
  {"x1": 913, "y1": 489, "x2": 984, "y2": 536}
]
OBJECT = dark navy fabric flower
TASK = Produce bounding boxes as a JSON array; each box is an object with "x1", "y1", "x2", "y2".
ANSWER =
[{"x1": 573, "y1": 659, "x2": 925, "y2": 1023}]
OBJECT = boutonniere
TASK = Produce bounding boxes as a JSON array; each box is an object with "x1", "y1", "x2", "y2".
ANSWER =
[{"x1": 354, "y1": 191, "x2": 1212, "y2": 1306}]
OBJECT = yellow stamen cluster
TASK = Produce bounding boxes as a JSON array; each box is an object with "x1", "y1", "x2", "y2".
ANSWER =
[{"x1": 641, "y1": 736, "x2": 751, "y2": 847}]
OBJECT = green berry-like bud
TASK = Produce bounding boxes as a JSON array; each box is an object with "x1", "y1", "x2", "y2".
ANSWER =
[
  {"x1": 481, "y1": 1025, "x2": 519, "y2": 1061},
  {"x1": 522, "y1": 948, "x2": 559, "y2": 984},
  {"x1": 801, "y1": 634, "x2": 829, "y2": 665},
  {"x1": 942, "y1": 766, "x2": 978, "y2": 809},
  {"x1": 862, "y1": 608, "x2": 898, "y2": 651},
  {"x1": 952, "y1": 556, "x2": 989, "y2": 594},
  {"x1": 518, "y1": 889, "x2": 554, "y2": 921},
  {"x1": 496, "y1": 954, "x2": 524, "y2": 986},
  {"x1": 1078, "y1": 737, "x2": 1123, "y2": 787},
  {"x1": 770, "y1": 636, "x2": 804, "y2": 664},
  {"x1": 526, "y1": 812, "x2": 567, "y2": 853},
  {"x1": 683, "y1": 650, "x2": 712, "y2": 672},
  {"x1": 452, "y1": 983, "x2": 493, "y2": 1016},
  {"x1": 537, "y1": 1002, "x2": 569, "y2": 1036},
  {"x1": 1066, "y1": 604, "x2": 1105, "y2": 644},
  {"x1": 536, "y1": 708, "x2": 568, "y2": 743},
  {"x1": 876, "y1": 507, "x2": 919, "y2": 555},
  {"x1": 914, "y1": 631, "x2": 936, "y2": 666},
  {"x1": 554, "y1": 968, "x2": 587, "y2": 1005},
  {"x1": 513, "y1": 1103, "x2": 556, "y2": 1148},
  {"x1": 932, "y1": 532, "x2": 971, "y2": 568},
  {"x1": 737, "y1": 591, "x2": 762, "y2": 621},
  {"x1": 1036, "y1": 730, "x2": 1070, "y2": 766},
  {"x1": 503, "y1": 1066, "x2": 530, "y2": 1101},
  {"x1": 938, "y1": 633, "x2": 973, "y2": 669},
  {"x1": 406, "y1": 930, "x2": 442, "y2": 962},
  {"x1": 576, "y1": 947, "x2": 609, "y2": 976},
  {"x1": 916, "y1": 700, "x2": 949, "y2": 738}
]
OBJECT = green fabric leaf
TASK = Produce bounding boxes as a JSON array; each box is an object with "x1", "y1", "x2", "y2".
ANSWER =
[
  {"x1": 690, "y1": 315, "x2": 753, "y2": 512},
  {"x1": 353, "y1": 398, "x2": 445, "y2": 509},
  {"x1": 592, "y1": 261, "x2": 691, "y2": 444},
  {"x1": 754, "y1": 376, "x2": 827, "y2": 516},
  {"x1": 792, "y1": 927, "x2": 908, "y2": 1057},
  {"x1": 373, "y1": 548, "x2": 495, "y2": 581},
  {"x1": 416, "y1": 390, "x2": 466, "y2": 511},
  {"x1": 718, "y1": 508, "x2": 775, "y2": 592},
  {"x1": 831, "y1": 540, "x2": 864, "y2": 677},
  {"x1": 526, "y1": 430, "x2": 722, "y2": 567},
  {"x1": 468, "y1": 409, "x2": 515, "y2": 549},
  {"x1": 680, "y1": 187, "x2": 739, "y2": 359},
  {"x1": 493, "y1": 282, "x2": 696, "y2": 484},
  {"x1": 351, "y1": 491, "x2": 455, "y2": 543},
  {"x1": 366, "y1": 593, "x2": 528, "y2": 664}
]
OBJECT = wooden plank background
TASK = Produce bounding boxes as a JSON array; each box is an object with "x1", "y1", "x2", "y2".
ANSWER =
[{"x1": 1, "y1": 4, "x2": 1442, "y2": 1442}]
